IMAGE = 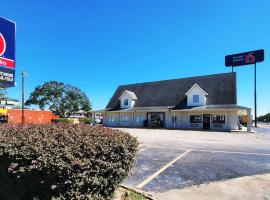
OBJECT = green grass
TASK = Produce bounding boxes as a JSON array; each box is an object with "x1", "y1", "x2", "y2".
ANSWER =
[{"x1": 128, "y1": 191, "x2": 148, "y2": 200}]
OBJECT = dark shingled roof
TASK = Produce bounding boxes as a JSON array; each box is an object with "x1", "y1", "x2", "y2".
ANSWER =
[{"x1": 106, "y1": 72, "x2": 237, "y2": 111}]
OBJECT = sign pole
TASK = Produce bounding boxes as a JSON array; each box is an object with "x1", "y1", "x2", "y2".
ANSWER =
[
  {"x1": 254, "y1": 62, "x2": 257, "y2": 127},
  {"x1": 225, "y1": 49, "x2": 264, "y2": 129},
  {"x1": 21, "y1": 68, "x2": 25, "y2": 124}
]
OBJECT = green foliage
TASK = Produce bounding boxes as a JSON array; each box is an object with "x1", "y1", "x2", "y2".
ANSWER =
[
  {"x1": 79, "y1": 117, "x2": 92, "y2": 124},
  {"x1": 51, "y1": 118, "x2": 73, "y2": 123},
  {"x1": 258, "y1": 113, "x2": 270, "y2": 122},
  {"x1": 0, "y1": 124, "x2": 138, "y2": 200},
  {"x1": 0, "y1": 88, "x2": 7, "y2": 100},
  {"x1": 25, "y1": 81, "x2": 92, "y2": 118},
  {"x1": 121, "y1": 191, "x2": 148, "y2": 200}
]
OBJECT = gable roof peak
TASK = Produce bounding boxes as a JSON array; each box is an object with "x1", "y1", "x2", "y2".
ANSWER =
[
  {"x1": 185, "y1": 83, "x2": 208, "y2": 96},
  {"x1": 118, "y1": 90, "x2": 138, "y2": 100}
]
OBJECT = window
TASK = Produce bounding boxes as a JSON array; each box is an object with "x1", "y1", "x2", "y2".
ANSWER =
[
  {"x1": 212, "y1": 115, "x2": 225, "y2": 124},
  {"x1": 171, "y1": 116, "x2": 177, "y2": 123},
  {"x1": 190, "y1": 115, "x2": 202, "y2": 123},
  {"x1": 107, "y1": 115, "x2": 114, "y2": 122},
  {"x1": 135, "y1": 115, "x2": 140, "y2": 122},
  {"x1": 124, "y1": 99, "x2": 129, "y2": 106},
  {"x1": 121, "y1": 115, "x2": 129, "y2": 122},
  {"x1": 193, "y1": 95, "x2": 199, "y2": 103}
]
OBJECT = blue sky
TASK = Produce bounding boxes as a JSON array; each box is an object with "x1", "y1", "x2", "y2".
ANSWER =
[{"x1": 1, "y1": 0, "x2": 270, "y2": 116}]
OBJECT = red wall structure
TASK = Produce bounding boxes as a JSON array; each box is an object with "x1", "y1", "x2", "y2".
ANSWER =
[{"x1": 7, "y1": 109, "x2": 58, "y2": 124}]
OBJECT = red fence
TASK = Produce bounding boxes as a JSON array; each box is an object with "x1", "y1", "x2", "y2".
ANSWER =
[{"x1": 7, "y1": 109, "x2": 58, "y2": 124}]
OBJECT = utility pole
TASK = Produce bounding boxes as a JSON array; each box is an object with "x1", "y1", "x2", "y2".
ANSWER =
[{"x1": 21, "y1": 69, "x2": 25, "y2": 124}]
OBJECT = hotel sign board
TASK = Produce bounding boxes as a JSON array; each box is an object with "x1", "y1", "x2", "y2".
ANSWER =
[
  {"x1": 225, "y1": 49, "x2": 264, "y2": 67},
  {"x1": 0, "y1": 67, "x2": 15, "y2": 87},
  {"x1": 0, "y1": 17, "x2": 16, "y2": 87}
]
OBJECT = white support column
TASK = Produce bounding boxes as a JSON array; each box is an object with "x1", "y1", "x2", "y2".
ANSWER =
[
  {"x1": 247, "y1": 109, "x2": 251, "y2": 132},
  {"x1": 174, "y1": 111, "x2": 176, "y2": 128},
  {"x1": 132, "y1": 112, "x2": 134, "y2": 127}
]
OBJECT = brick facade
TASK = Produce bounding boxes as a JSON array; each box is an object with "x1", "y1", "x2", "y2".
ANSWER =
[{"x1": 7, "y1": 109, "x2": 58, "y2": 124}]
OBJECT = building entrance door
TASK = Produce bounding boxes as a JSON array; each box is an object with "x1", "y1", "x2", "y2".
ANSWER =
[
  {"x1": 203, "y1": 114, "x2": 210, "y2": 129},
  {"x1": 147, "y1": 112, "x2": 164, "y2": 128}
]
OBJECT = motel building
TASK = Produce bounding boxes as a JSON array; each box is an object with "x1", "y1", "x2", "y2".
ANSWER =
[{"x1": 100, "y1": 72, "x2": 252, "y2": 131}]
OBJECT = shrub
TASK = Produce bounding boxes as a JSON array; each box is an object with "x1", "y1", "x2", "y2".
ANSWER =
[
  {"x1": 0, "y1": 124, "x2": 138, "y2": 200},
  {"x1": 51, "y1": 118, "x2": 72, "y2": 123},
  {"x1": 79, "y1": 117, "x2": 92, "y2": 124}
]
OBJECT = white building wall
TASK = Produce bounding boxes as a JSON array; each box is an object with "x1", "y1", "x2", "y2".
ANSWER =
[
  {"x1": 165, "y1": 110, "x2": 238, "y2": 130},
  {"x1": 103, "y1": 112, "x2": 120, "y2": 127},
  {"x1": 103, "y1": 110, "x2": 239, "y2": 131},
  {"x1": 227, "y1": 110, "x2": 238, "y2": 130},
  {"x1": 119, "y1": 112, "x2": 133, "y2": 127},
  {"x1": 103, "y1": 112, "x2": 147, "y2": 127},
  {"x1": 133, "y1": 112, "x2": 147, "y2": 127}
]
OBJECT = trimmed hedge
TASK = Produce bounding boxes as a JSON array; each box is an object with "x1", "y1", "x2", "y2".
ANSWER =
[
  {"x1": 0, "y1": 124, "x2": 138, "y2": 200},
  {"x1": 79, "y1": 117, "x2": 92, "y2": 124},
  {"x1": 51, "y1": 118, "x2": 72, "y2": 123}
]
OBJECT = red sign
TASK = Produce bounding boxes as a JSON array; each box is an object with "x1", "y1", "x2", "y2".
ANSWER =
[
  {"x1": 0, "y1": 17, "x2": 15, "y2": 69},
  {"x1": 245, "y1": 53, "x2": 255, "y2": 64},
  {"x1": 0, "y1": 32, "x2": 14, "y2": 68},
  {"x1": 0, "y1": 57, "x2": 14, "y2": 68},
  {"x1": 0, "y1": 17, "x2": 16, "y2": 88},
  {"x1": 0, "y1": 33, "x2": 6, "y2": 56}
]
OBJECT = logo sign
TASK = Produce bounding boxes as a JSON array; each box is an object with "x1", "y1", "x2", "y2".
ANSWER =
[
  {"x1": 0, "y1": 17, "x2": 15, "y2": 69},
  {"x1": 0, "y1": 67, "x2": 15, "y2": 88},
  {"x1": 0, "y1": 17, "x2": 15, "y2": 88},
  {"x1": 225, "y1": 49, "x2": 264, "y2": 67}
]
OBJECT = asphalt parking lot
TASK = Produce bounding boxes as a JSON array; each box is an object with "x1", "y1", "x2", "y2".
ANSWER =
[{"x1": 120, "y1": 128, "x2": 270, "y2": 194}]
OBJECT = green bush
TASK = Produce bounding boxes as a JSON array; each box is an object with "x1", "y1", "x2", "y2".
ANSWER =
[
  {"x1": 0, "y1": 124, "x2": 138, "y2": 200},
  {"x1": 51, "y1": 118, "x2": 72, "y2": 123},
  {"x1": 79, "y1": 117, "x2": 92, "y2": 124}
]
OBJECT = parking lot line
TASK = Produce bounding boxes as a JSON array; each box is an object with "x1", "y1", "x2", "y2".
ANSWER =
[
  {"x1": 194, "y1": 149, "x2": 270, "y2": 156},
  {"x1": 141, "y1": 144, "x2": 270, "y2": 156},
  {"x1": 136, "y1": 149, "x2": 192, "y2": 189}
]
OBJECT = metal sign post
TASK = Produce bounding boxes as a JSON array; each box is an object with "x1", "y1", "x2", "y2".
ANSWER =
[
  {"x1": 21, "y1": 69, "x2": 25, "y2": 124},
  {"x1": 254, "y1": 63, "x2": 257, "y2": 127},
  {"x1": 225, "y1": 49, "x2": 264, "y2": 128}
]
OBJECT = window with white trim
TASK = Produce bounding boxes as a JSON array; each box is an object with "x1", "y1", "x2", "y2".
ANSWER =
[
  {"x1": 124, "y1": 99, "x2": 129, "y2": 106},
  {"x1": 135, "y1": 115, "x2": 140, "y2": 122},
  {"x1": 190, "y1": 115, "x2": 202, "y2": 123},
  {"x1": 212, "y1": 115, "x2": 225, "y2": 124},
  {"x1": 121, "y1": 115, "x2": 129, "y2": 122},
  {"x1": 107, "y1": 115, "x2": 114, "y2": 122},
  {"x1": 171, "y1": 116, "x2": 177, "y2": 123}
]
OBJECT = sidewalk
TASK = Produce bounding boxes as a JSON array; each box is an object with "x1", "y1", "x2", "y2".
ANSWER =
[{"x1": 155, "y1": 173, "x2": 270, "y2": 200}]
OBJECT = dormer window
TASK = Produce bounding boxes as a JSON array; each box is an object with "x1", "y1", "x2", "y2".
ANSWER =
[
  {"x1": 124, "y1": 99, "x2": 128, "y2": 106},
  {"x1": 185, "y1": 83, "x2": 208, "y2": 107},
  {"x1": 118, "y1": 90, "x2": 137, "y2": 109},
  {"x1": 193, "y1": 95, "x2": 199, "y2": 103}
]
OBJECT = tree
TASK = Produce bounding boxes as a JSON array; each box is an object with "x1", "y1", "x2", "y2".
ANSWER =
[
  {"x1": 0, "y1": 88, "x2": 7, "y2": 100},
  {"x1": 258, "y1": 113, "x2": 270, "y2": 123},
  {"x1": 25, "y1": 81, "x2": 91, "y2": 117}
]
